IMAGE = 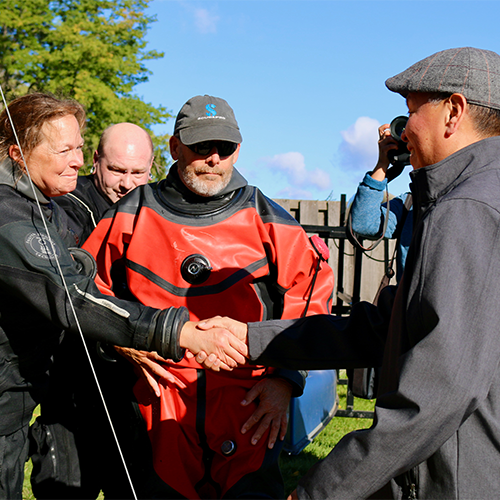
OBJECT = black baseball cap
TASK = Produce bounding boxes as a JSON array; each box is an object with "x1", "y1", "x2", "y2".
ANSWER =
[{"x1": 173, "y1": 95, "x2": 242, "y2": 145}]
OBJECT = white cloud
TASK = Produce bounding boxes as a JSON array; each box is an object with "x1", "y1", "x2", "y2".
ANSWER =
[
  {"x1": 324, "y1": 116, "x2": 413, "y2": 200},
  {"x1": 250, "y1": 118, "x2": 381, "y2": 202},
  {"x1": 260, "y1": 152, "x2": 331, "y2": 192},
  {"x1": 338, "y1": 116, "x2": 380, "y2": 174},
  {"x1": 275, "y1": 186, "x2": 316, "y2": 200},
  {"x1": 193, "y1": 7, "x2": 220, "y2": 34},
  {"x1": 175, "y1": 0, "x2": 220, "y2": 35}
]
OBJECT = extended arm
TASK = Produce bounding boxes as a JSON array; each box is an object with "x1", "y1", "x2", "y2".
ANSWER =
[
  {"x1": 0, "y1": 219, "x2": 247, "y2": 368},
  {"x1": 199, "y1": 285, "x2": 395, "y2": 371}
]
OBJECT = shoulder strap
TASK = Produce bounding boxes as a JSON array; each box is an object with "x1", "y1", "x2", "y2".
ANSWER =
[
  {"x1": 347, "y1": 185, "x2": 390, "y2": 252},
  {"x1": 384, "y1": 192, "x2": 412, "y2": 279}
]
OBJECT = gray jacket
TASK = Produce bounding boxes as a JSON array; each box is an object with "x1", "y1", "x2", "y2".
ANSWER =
[{"x1": 249, "y1": 136, "x2": 500, "y2": 499}]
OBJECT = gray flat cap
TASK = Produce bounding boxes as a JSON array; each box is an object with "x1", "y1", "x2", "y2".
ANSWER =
[
  {"x1": 386, "y1": 47, "x2": 500, "y2": 110},
  {"x1": 173, "y1": 95, "x2": 242, "y2": 145}
]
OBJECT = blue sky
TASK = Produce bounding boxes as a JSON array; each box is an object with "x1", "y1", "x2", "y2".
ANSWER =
[{"x1": 136, "y1": 0, "x2": 500, "y2": 201}]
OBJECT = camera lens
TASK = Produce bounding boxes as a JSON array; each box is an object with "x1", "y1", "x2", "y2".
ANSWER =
[
  {"x1": 390, "y1": 116, "x2": 408, "y2": 142},
  {"x1": 387, "y1": 115, "x2": 410, "y2": 170}
]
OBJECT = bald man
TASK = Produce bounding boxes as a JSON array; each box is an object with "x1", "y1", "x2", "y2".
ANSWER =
[{"x1": 56, "y1": 122, "x2": 154, "y2": 244}]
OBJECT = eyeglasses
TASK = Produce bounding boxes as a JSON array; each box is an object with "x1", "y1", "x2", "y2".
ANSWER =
[{"x1": 186, "y1": 141, "x2": 238, "y2": 157}]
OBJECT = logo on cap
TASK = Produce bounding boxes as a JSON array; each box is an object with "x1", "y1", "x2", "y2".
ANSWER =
[
  {"x1": 198, "y1": 103, "x2": 226, "y2": 122},
  {"x1": 206, "y1": 104, "x2": 217, "y2": 117}
]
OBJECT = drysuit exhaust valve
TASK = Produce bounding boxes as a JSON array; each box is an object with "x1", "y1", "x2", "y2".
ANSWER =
[{"x1": 181, "y1": 254, "x2": 212, "y2": 285}]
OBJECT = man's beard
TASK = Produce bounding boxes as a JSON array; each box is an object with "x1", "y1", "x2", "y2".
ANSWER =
[{"x1": 179, "y1": 165, "x2": 233, "y2": 197}]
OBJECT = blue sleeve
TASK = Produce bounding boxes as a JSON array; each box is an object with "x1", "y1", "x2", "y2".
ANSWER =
[{"x1": 350, "y1": 173, "x2": 405, "y2": 240}]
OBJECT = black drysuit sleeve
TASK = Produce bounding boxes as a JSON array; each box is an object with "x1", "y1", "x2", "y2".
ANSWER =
[{"x1": 0, "y1": 219, "x2": 187, "y2": 358}]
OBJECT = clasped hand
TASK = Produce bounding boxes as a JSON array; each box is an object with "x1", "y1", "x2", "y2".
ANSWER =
[
  {"x1": 182, "y1": 316, "x2": 249, "y2": 370},
  {"x1": 116, "y1": 316, "x2": 249, "y2": 397}
]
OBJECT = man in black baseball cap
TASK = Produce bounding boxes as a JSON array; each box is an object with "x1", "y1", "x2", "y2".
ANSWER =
[
  {"x1": 201, "y1": 48, "x2": 500, "y2": 499},
  {"x1": 169, "y1": 95, "x2": 243, "y2": 197},
  {"x1": 82, "y1": 94, "x2": 334, "y2": 499}
]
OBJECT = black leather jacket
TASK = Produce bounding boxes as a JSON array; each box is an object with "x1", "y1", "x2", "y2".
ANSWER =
[{"x1": 0, "y1": 159, "x2": 187, "y2": 435}]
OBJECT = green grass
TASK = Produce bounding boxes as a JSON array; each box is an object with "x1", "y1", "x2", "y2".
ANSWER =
[
  {"x1": 280, "y1": 371, "x2": 375, "y2": 495},
  {"x1": 22, "y1": 407, "x2": 38, "y2": 500},
  {"x1": 23, "y1": 372, "x2": 374, "y2": 499}
]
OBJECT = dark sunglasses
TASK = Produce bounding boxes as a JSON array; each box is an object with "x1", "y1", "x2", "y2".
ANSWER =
[{"x1": 186, "y1": 140, "x2": 238, "y2": 157}]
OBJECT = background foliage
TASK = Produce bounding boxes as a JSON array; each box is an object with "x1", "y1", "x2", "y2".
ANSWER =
[{"x1": 0, "y1": 0, "x2": 172, "y2": 180}]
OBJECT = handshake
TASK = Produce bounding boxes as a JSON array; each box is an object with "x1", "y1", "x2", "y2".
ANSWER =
[
  {"x1": 115, "y1": 316, "x2": 250, "y2": 396},
  {"x1": 182, "y1": 316, "x2": 249, "y2": 371}
]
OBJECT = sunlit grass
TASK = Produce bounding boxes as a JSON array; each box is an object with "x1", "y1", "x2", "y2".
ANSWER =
[{"x1": 280, "y1": 371, "x2": 375, "y2": 495}]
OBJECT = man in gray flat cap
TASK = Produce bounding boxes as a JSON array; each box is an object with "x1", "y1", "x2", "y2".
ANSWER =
[{"x1": 202, "y1": 47, "x2": 500, "y2": 499}]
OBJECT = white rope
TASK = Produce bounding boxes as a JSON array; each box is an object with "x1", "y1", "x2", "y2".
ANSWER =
[{"x1": 0, "y1": 87, "x2": 138, "y2": 500}]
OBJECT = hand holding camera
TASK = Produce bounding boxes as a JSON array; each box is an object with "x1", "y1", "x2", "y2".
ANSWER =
[{"x1": 372, "y1": 116, "x2": 410, "y2": 182}]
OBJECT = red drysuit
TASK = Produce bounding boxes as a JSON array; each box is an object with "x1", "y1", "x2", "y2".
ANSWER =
[{"x1": 84, "y1": 167, "x2": 333, "y2": 499}]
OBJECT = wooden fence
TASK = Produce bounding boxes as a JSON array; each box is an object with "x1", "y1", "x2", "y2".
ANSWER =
[{"x1": 274, "y1": 196, "x2": 396, "y2": 310}]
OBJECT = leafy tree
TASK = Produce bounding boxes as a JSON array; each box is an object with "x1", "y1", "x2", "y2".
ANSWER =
[{"x1": 0, "y1": 0, "x2": 172, "y2": 179}]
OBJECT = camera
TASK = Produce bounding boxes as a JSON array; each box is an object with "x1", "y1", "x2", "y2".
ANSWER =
[
  {"x1": 387, "y1": 115, "x2": 410, "y2": 166},
  {"x1": 386, "y1": 115, "x2": 410, "y2": 181}
]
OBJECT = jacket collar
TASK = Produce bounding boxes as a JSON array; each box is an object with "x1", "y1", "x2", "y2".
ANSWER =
[
  {"x1": 410, "y1": 136, "x2": 500, "y2": 211},
  {"x1": 0, "y1": 157, "x2": 50, "y2": 204}
]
